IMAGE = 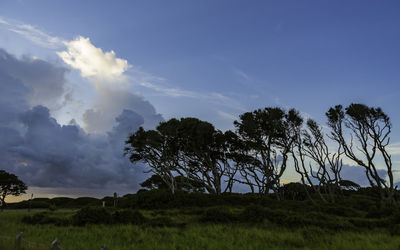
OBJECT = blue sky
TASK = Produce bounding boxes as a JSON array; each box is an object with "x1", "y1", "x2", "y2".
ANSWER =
[
  {"x1": 2, "y1": 1, "x2": 400, "y2": 127},
  {"x1": 1, "y1": 0, "x2": 400, "y2": 199}
]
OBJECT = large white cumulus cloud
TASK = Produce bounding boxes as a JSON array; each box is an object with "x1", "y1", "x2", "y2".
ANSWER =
[
  {"x1": 57, "y1": 36, "x2": 129, "y2": 80},
  {"x1": 0, "y1": 48, "x2": 161, "y2": 193},
  {"x1": 57, "y1": 36, "x2": 163, "y2": 134}
]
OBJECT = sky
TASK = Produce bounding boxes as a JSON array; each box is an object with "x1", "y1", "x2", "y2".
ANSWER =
[{"x1": 0, "y1": 0, "x2": 400, "y2": 201}]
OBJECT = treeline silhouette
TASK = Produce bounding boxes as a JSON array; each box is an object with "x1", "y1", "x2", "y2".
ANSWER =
[{"x1": 125, "y1": 103, "x2": 396, "y2": 204}]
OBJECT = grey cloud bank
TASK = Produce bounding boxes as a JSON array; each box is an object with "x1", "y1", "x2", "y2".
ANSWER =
[{"x1": 0, "y1": 48, "x2": 163, "y2": 194}]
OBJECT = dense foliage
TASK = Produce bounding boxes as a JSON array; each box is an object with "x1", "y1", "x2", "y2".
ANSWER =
[
  {"x1": 125, "y1": 103, "x2": 397, "y2": 204},
  {"x1": 0, "y1": 170, "x2": 27, "y2": 208}
]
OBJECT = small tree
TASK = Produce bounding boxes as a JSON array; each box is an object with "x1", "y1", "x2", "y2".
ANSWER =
[
  {"x1": 177, "y1": 118, "x2": 237, "y2": 195},
  {"x1": 292, "y1": 118, "x2": 344, "y2": 203},
  {"x1": 326, "y1": 103, "x2": 395, "y2": 203},
  {"x1": 125, "y1": 121, "x2": 182, "y2": 194},
  {"x1": 234, "y1": 107, "x2": 302, "y2": 199},
  {"x1": 0, "y1": 170, "x2": 27, "y2": 209},
  {"x1": 140, "y1": 174, "x2": 169, "y2": 190}
]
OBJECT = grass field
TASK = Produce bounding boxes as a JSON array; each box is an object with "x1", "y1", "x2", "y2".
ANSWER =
[{"x1": 0, "y1": 208, "x2": 399, "y2": 250}]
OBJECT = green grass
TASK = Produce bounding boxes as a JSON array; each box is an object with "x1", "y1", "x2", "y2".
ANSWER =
[{"x1": 0, "y1": 210, "x2": 400, "y2": 250}]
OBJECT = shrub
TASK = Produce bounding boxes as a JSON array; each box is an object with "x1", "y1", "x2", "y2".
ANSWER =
[
  {"x1": 321, "y1": 205, "x2": 361, "y2": 217},
  {"x1": 239, "y1": 204, "x2": 267, "y2": 222},
  {"x1": 22, "y1": 212, "x2": 50, "y2": 224},
  {"x1": 112, "y1": 209, "x2": 146, "y2": 224},
  {"x1": 349, "y1": 217, "x2": 388, "y2": 229},
  {"x1": 71, "y1": 197, "x2": 100, "y2": 207},
  {"x1": 72, "y1": 207, "x2": 112, "y2": 226},
  {"x1": 390, "y1": 224, "x2": 400, "y2": 235},
  {"x1": 21, "y1": 212, "x2": 70, "y2": 226},
  {"x1": 148, "y1": 217, "x2": 177, "y2": 227},
  {"x1": 48, "y1": 204, "x2": 57, "y2": 211},
  {"x1": 14, "y1": 200, "x2": 51, "y2": 209},
  {"x1": 301, "y1": 227, "x2": 326, "y2": 242},
  {"x1": 366, "y1": 206, "x2": 395, "y2": 219},
  {"x1": 200, "y1": 207, "x2": 236, "y2": 223},
  {"x1": 50, "y1": 197, "x2": 74, "y2": 208}
]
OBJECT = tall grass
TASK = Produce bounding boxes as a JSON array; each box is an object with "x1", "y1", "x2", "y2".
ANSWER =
[{"x1": 0, "y1": 210, "x2": 399, "y2": 249}]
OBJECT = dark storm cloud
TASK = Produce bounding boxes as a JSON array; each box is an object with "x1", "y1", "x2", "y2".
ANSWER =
[
  {"x1": 0, "y1": 49, "x2": 68, "y2": 110},
  {"x1": 82, "y1": 87, "x2": 164, "y2": 133},
  {"x1": 309, "y1": 164, "x2": 388, "y2": 187},
  {"x1": 0, "y1": 49, "x2": 160, "y2": 192},
  {"x1": 12, "y1": 106, "x2": 145, "y2": 189},
  {"x1": 340, "y1": 165, "x2": 387, "y2": 186}
]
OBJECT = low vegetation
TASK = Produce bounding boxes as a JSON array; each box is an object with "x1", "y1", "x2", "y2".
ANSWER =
[{"x1": 1, "y1": 190, "x2": 400, "y2": 249}]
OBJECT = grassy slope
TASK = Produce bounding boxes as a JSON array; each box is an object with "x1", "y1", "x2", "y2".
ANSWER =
[{"x1": 0, "y1": 210, "x2": 399, "y2": 250}]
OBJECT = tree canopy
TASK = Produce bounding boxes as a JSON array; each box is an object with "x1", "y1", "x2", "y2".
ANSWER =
[
  {"x1": 0, "y1": 170, "x2": 27, "y2": 207},
  {"x1": 125, "y1": 103, "x2": 397, "y2": 204}
]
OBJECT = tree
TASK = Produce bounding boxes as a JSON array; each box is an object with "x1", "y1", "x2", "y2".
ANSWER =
[
  {"x1": 140, "y1": 174, "x2": 206, "y2": 193},
  {"x1": 292, "y1": 118, "x2": 344, "y2": 203},
  {"x1": 125, "y1": 118, "x2": 237, "y2": 195},
  {"x1": 234, "y1": 107, "x2": 302, "y2": 199},
  {"x1": 125, "y1": 121, "x2": 182, "y2": 194},
  {"x1": 176, "y1": 118, "x2": 237, "y2": 195},
  {"x1": 0, "y1": 170, "x2": 27, "y2": 209},
  {"x1": 140, "y1": 174, "x2": 169, "y2": 190},
  {"x1": 326, "y1": 103, "x2": 395, "y2": 203}
]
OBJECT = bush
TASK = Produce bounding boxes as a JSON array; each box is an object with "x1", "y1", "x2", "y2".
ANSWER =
[
  {"x1": 321, "y1": 205, "x2": 361, "y2": 217},
  {"x1": 48, "y1": 204, "x2": 57, "y2": 211},
  {"x1": 112, "y1": 209, "x2": 146, "y2": 224},
  {"x1": 148, "y1": 217, "x2": 177, "y2": 227},
  {"x1": 390, "y1": 224, "x2": 400, "y2": 235},
  {"x1": 349, "y1": 217, "x2": 388, "y2": 229},
  {"x1": 50, "y1": 197, "x2": 74, "y2": 208},
  {"x1": 72, "y1": 207, "x2": 112, "y2": 226},
  {"x1": 14, "y1": 200, "x2": 51, "y2": 209},
  {"x1": 21, "y1": 212, "x2": 70, "y2": 226},
  {"x1": 71, "y1": 197, "x2": 100, "y2": 207},
  {"x1": 22, "y1": 212, "x2": 50, "y2": 224},
  {"x1": 200, "y1": 207, "x2": 236, "y2": 223},
  {"x1": 343, "y1": 195, "x2": 378, "y2": 211},
  {"x1": 366, "y1": 206, "x2": 395, "y2": 219},
  {"x1": 239, "y1": 204, "x2": 267, "y2": 222}
]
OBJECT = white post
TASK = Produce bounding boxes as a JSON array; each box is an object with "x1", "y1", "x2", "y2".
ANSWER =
[
  {"x1": 51, "y1": 238, "x2": 61, "y2": 250},
  {"x1": 15, "y1": 232, "x2": 23, "y2": 250}
]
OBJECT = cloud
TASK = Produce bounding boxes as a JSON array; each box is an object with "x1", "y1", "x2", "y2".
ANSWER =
[
  {"x1": 217, "y1": 110, "x2": 237, "y2": 121},
  {"x1": 139, "y1": 81, "x2": 246, "y2": 112},
  {"x1": 56, "y1": 36, "x2": 163, "y2": 134},
  {"x1": 0, "y1": 16, "x2": 64, "y2": 49},
  {"x1": 0, "y1": 49, "x2": 68, "y2": 111},
  {"x1": 0, "y1": 49, "x2": 157, "y2": 194},
  {"x1": 339, "y1": 165, "x2": 387, "y2": 187},
  {"x1": 388, "y1": 142, "x2": 400, "y2": 155},
  {"x1": 234, "y1": 69, "x2": 250, "y2": 81},
  {"x1": 82, "y1": 88, "x2": 163, "y2": 133},
  {"x1": 10, "y1": 105, "x2": 145, "y2": 189},
  {"x1": 2, "y1": 17, "x2": 247, "y2": 124},
  {"x1": 57, "y1": 36, "x2": 130, "y2": 81},
  {"x1": 306, "y1": 164, "x2": 388, "y2": 187}
]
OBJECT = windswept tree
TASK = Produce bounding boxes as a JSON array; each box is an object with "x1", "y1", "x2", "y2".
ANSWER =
[
  {"x1": 140, "y1": 174, "x2": 169, "y2": 190},
  {"x1": 125, "y1": 119, "x2": 182, "y2": 194},
  {"x1": 140, "y1": 174, "x2": 205, "y2": 193},
  {"x1": 229, "y1": 131, "x2": 263, "y2": 194},
  {"x1": 234, "y1": 107, "x2": 302, "y2": 199},
  {"x1": 292, "y1": 118, "x2": 344, "y2": 203},
  {"x1": 326, "y1": 103, "x2": 395, "y2": 203},
  {"x1": 125, "y1": 118, "x2": 237, "y2": 195},
  {"x1": 0, "y1": 170, "x2": 27, "y2": 209},
  {"x1": 177, "y1": 118, "x2": 237, "y2": 195}
]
